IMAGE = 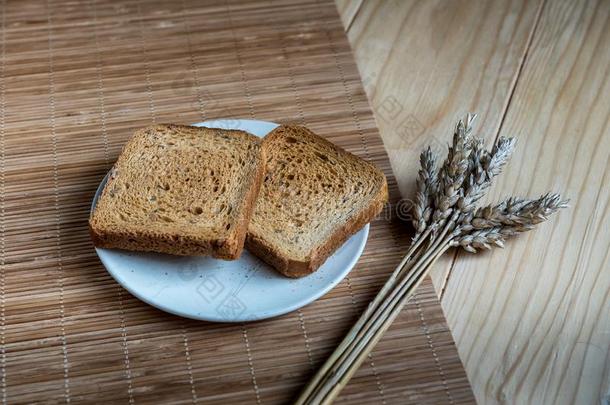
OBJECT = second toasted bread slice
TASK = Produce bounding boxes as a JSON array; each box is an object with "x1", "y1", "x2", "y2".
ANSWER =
[
  {"x1": 89, "y1": 124, "x2": 265, "y2": 260},
  {"x1": 247, "y1": 125, "x2": 388, "y2": 277}
]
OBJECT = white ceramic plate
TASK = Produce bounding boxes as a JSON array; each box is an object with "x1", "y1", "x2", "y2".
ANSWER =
[{"x1": 92, "y1": 119, "x2": 368, "y2": 322}]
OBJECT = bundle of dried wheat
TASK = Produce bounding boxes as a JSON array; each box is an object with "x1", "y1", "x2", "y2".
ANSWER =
[{"x1": 296, "y1": 114, "x2": 567, "y2": 405}]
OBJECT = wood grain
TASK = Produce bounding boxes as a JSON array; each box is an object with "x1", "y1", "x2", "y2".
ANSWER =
[
  {"x1": 441, "y1": 0, "x2": 610, "y2": 403},
  {"x1": 339, "y1": 0, "x2": 542, "y2": 302},
  {"x1": 340, "y1": 0, "x2": 610, "y2": 403},
  {"x1": 335, "y1": 0, "x2": 363, "y2": 32},
  {"x1": 0, "y1": 0, "x2": 475, "y2": 403}
]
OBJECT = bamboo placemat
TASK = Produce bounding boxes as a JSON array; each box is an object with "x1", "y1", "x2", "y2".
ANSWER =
[{"x1": 0, "y1": 0, "x2": 475, "y2": 403}]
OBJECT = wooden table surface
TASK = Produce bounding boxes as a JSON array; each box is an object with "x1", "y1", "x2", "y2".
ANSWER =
[{"x1": 336, "y1": 0, "x2": 610, "y2": 404}]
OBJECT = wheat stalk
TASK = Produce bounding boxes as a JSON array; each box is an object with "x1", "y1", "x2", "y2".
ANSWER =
[
  {"x1": 457, "y1": 136, "x2": 516, "y2": 214},
  {"x1": 431, "y1": 114, "x2": 475, "y2": 227},
  {"x1": 295, "y1": 114, "x2": 567, "y2": 405},
  {"x1": 464, "y1": 193, "x2": 567, "y2": 229},
  {"x1": 412, "y1": 146, "x2": 437, "y2": 238}
]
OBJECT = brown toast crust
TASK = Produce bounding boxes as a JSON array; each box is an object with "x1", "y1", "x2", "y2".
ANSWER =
[
  {"x1": 89, "y1": 124, "x2": 266, "y2": 260},
  {"x1": 90, "y1": 224, "x2": 241, "y2": 259},
  {"x1": 246, "y1": 124, "x2": 388, "y2": 277}
]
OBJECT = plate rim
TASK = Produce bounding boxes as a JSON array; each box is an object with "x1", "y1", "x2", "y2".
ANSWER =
[{"x1": 93, "y1": 119, "x2": 369, "y2": 322}]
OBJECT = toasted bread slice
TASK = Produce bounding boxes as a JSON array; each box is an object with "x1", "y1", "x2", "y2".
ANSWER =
[
  {"x1": 89, "y1": 124, "x2": 265, "y2": 260},
  {"x1": 246, "y1": 125, "x2": 388, "y2": 277}
]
